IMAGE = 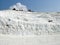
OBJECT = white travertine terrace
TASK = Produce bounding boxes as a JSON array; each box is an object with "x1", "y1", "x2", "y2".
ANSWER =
[
  {"x1": 0, "y1": 10, "x2": 60, "y2": 45},
  {"x1": 0, "y1": 10, "x2": 60, "y2": 35}
]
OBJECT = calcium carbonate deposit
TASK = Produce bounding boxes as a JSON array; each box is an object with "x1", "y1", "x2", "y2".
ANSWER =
[
  {"x1": 0, "y1": 10, "x2": 60, "y2": 45},
  {"x1": 0, "y1": 10, "x2": 60, "y2": 35}
]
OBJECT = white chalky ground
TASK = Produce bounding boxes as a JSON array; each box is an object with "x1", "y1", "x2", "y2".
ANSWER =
[{"x1": 0, "y1": 10, "x2": 60, "y2": 45}]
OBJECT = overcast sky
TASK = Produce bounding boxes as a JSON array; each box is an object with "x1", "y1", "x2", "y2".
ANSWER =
[{"x1": 0, "y1": 0, "x2": 60, "y2": 12}]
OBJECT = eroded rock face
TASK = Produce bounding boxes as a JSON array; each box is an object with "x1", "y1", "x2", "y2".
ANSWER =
[{"x1": 0, "y1": 10, "x2": 60, "y2": 35}]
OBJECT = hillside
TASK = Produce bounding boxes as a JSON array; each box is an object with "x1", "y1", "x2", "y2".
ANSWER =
[
  {"x1": 0, "y1": 10, "x2": 60, "y2": 35},
  {"x1": 0, "y1": 10, "x2": 60, "y2": 45}
]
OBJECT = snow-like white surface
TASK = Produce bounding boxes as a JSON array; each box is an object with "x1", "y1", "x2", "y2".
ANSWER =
[
  {"x1": 0, "y1": 34, "x2": 60, "y2": 45},
  {"x1": 0, "y1": 10, "x2": 60, "y2": 35},
  {"x1": 0, "y1": 10, "x2": 60, "y2": 45}
]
